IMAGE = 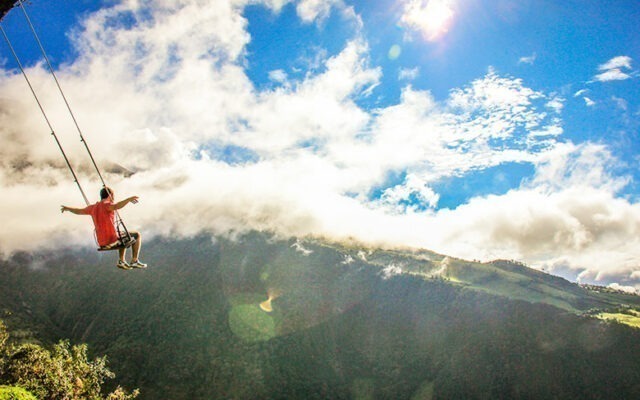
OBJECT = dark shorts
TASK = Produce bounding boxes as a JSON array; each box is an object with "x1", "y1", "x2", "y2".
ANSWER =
[{"x1": 100, "y1": 231, "x2": 140, "y2": 250}]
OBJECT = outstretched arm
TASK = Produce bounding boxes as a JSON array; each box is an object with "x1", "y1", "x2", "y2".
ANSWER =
[
  {"x1": 61, "y1": 205, "x2": 89, "y2": 215},
  {"x1": 109, "y1": 196, "x2": 139, "y2": 211}
]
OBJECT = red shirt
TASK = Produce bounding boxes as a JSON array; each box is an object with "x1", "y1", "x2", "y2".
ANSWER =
[{"x1": 81, "y1": 199, "x2": 118, "y2": 247}]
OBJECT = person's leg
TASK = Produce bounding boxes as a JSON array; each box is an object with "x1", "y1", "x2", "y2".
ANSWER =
[
  {"x1": 116, "y1": 247, "x2": 131, "y2": 269},
  {"x1": 130, "y1": 231, "x2": 141, "y2": 262}
]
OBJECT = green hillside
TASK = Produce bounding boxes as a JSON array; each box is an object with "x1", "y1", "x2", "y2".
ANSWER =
[
  {"x1": 322, "y1": 240, "x2": 640, "y2": 316},
  {"x1": 1, "y1": 232, "x2": 639, "y2": 399}
]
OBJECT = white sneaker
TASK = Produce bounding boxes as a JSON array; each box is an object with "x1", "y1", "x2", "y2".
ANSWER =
[
  {"x1": 130, "y1": 260, "x2": 147, "y2": 269},
  {"x1": 117, "y1": 260, "x2": 132, "y2": 270}
]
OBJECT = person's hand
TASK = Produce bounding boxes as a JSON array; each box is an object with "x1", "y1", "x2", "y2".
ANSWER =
[
  {"x1": 60, "y1": 205, "x2": 68, "y2": 213},
  {"x1": 130, "y1": 196, "x2": 139, "y2": 204}
]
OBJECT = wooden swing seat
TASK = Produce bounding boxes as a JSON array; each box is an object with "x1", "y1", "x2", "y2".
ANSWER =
[{"x1": 97, "y1": 237, "x2": 136, "y2": 252}]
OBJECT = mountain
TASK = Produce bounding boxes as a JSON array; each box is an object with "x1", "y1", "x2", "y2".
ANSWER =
[{"x1": 1, "y1": 231, "x2": 639, "y2": 399}]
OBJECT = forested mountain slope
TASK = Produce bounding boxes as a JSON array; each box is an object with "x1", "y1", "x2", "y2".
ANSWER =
[{"x1": 1, "y1": 232, "x2": 639, "y2": 399}]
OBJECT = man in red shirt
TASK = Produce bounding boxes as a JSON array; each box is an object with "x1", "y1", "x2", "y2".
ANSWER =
[{"x1": 61, "y1": 187, "x2": 147, "y2": 270}]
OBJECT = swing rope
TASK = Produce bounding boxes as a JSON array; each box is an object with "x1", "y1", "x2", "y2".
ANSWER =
[
  {"x1": 2, "y1": 2, "x2": 135, "y2": 249},
  {"x1": 0, "y1": 22, "x2": 90, "y2": 206},
  {"x1": 17, "y1": 0, "x2": 107, "y2": 188}
]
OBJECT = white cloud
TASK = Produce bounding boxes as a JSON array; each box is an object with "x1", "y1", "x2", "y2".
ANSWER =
[
  {"x1": 573, "y1": 89, "x2": 594, "y2": 107},
  {"x1": 598, "y1": 56, "x2": 632, "y2": 71},
  {"x1": 291, "y1": 240, "x2": 313, "y2": 255},
  {"x1": 546, "y1": 95, "x2": 564, "y2": 113},
  {"x1": 518, "y1": 53, "x2": 536, "y2": 65},
  {"x1": 259, "y1": 0, "x2": 290, "y2": 12},
  {"x1": 573, "y1": 89, "x2": 588, "y2": 97},
  {"x1": 594, "y1": 69, "x2": 631, "y2": 82},
  {"x1": 375, "y1": 174, "x2": 440, "y2": 212},
  {"x1": 421, "y1": 144, "x2": 640, "y2": 282},
  {"x1": 447, "y1": 68, "x2": 544, "y2": 115},
  {"x1": 296, "y1": 0, "x2": 336, "y2": 22},
  {"x1": 399, "y1": 67, "x2": 420, "y2": 80},
  {"x1": 1, "y1": 0, "x2": 639, "y2": 291},
  {"x1": 294, "y1": 1, "x2": 365, "y2": 30},
  {"x1": 611, "y1": 96, "x2": 627, "y2": 111},
  {"x1": 593, "y1": 55, "x2": 633, "y2": 82},
  {"x1": 381, "y1": 263, "x2": 403, "y2": 279},
  {"x1": 256, "y1": 0, "x2": 347, "y2": 23},
  {"x1": 608, "y1": 283, "x2": 637, "y2": 295},
  {"x1": 268, "y1": 69, "x2": 288, "y2": 84}
]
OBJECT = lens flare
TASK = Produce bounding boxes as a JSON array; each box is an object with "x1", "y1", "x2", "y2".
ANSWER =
[
  {"x1": 259, "y1": 288, "x2": 282, "y2": 313},
  {"x1": 388, "y1": 44, "x2": 402, "y2": 60}
]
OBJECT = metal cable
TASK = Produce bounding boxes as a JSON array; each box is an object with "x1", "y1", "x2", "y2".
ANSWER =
[
  {"x1": 15, "y1": 0, "x2": 133, "y2": 242},
  {"x1": 17, "y1": 0, "x2": 107, "y2": 188},
  {"x1": 1, "y1": 22, "x2": 90, "y2": 205}
]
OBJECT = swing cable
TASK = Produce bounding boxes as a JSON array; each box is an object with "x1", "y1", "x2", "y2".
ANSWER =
[
  {"x1": 17, "y1": 0, "x2": 108, "y2": 188},
  {"x1": 0, "y1": 22, "x2": 90, "y2": 205},
  {"x1": 3, "y1": 2, "x2": 135, "y2": 248}
]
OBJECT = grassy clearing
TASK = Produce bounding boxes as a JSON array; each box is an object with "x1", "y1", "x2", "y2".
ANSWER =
[
  {"x1": 596, "y1": 311, "x2": 640, "y2": 328},
  {"x1": 444, "y1": 260, "x2": 580, "y2": 312}
]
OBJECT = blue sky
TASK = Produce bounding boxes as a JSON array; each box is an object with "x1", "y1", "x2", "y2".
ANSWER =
[
  {"x1": 241, "y1": 0, "x2": 639, "y2": 207},
  {"x1": 0, "y1": 0, "x2": 639, "y2": 290}
]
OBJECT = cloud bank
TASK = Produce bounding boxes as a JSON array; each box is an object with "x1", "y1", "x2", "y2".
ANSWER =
[{"x1": 0, "y1": 0, "x2": 639, "y2": 291}]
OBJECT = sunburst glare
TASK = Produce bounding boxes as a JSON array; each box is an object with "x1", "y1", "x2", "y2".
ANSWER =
[{"x1": 401, "y1": 0, "x2": 456, "y2": 41}]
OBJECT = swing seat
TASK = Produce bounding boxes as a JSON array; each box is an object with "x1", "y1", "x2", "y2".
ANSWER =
[{"x1": 98, "y1": 236, "x2": 136, "y2": 252}]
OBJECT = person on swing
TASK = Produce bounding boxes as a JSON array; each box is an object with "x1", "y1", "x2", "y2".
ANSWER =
[{"x1": 61, "y1": 187, "x2": 147, "y2": 270}]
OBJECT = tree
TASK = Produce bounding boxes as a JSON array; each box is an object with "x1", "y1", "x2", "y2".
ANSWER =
[
  {"x1": 0, "y1": 321, "x2": 7, "y2": 379},
  {"x1": 0, "y1": 320, "x2": 138, "y2": 400}
]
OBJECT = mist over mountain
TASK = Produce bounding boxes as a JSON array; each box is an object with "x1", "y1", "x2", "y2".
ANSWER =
[{"x1": 1, "y1": 232, "x2": 640, "y2": 399}]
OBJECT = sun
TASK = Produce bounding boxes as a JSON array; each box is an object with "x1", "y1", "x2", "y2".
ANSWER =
[{"x1": 401, "y1": 0, "x2": 456, "y2": 42}]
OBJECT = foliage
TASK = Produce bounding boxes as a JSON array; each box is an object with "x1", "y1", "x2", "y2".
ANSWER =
[
  {"x1": 0, "y1": 321, "x2": 138, "y2": 400},
  {"x1": 0, "y1": 386, "x2": 37, "y2": 400}
]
